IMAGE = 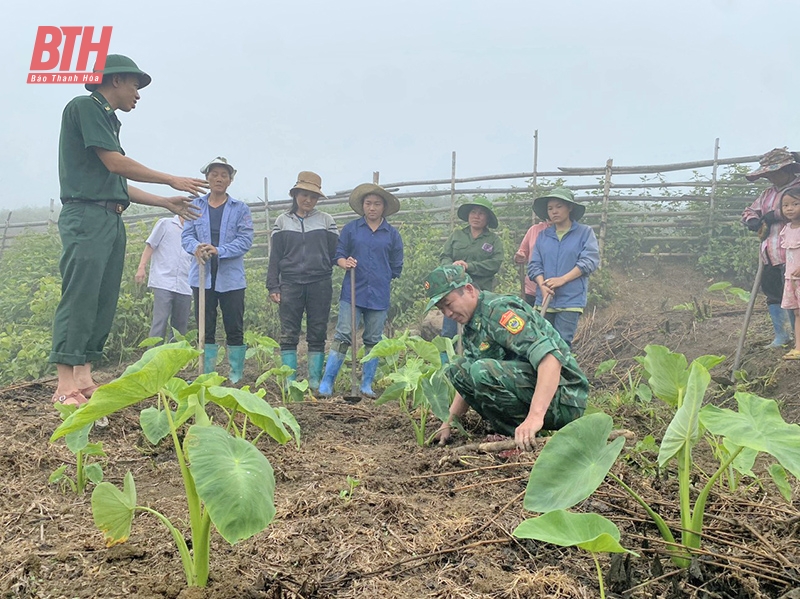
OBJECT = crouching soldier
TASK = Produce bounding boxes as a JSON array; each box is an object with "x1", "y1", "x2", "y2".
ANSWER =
[{"x1": 426, "y1": 265, "x2": 588, "y2": 451}]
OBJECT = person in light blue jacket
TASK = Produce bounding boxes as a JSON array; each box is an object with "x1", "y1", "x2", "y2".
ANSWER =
[
  {"x1": 182, "y1": 157, "x2": 254, "y2": 382},
  {"x1": 528, "y1": 188, "x2": 599, "y2": 348}
]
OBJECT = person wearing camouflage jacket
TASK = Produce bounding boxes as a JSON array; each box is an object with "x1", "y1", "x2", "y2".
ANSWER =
[{"x1": 423, "y1": 265, "x2": 588, "y2": 451}]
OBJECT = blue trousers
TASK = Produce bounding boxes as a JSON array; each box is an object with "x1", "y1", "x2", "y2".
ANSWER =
[{"x1": 331, "y1": 301, "x2": 388, "y2": 353}]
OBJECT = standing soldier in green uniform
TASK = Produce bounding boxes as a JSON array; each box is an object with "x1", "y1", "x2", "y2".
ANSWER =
[
  {"x1": 425, "y1": 265, "x2": 588, "y2": 451},
  {"x1": 439, "y1": 197, "x2": 504, "y2": 338},
  {"x1": 50, "y1": 54, "x2": 208, "y2": 406}
]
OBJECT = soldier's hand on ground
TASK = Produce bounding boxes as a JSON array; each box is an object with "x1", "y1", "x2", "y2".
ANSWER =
[
  {"x1": 134, "y1": 268, "x2": 146, "y2": 285},
  {"x1": 269, "y1": 292, "x2": 281, "y2": 304},
  {"x1": 169, "y1": 176, "x2": 209, "y2": 197},
  {"x1": 434, "y1": 423, "x2": 453, "y2": 446},
  {"x1": 164, "y1": 196, "x2": 202, "y2": 220},
  {"x1": 515, "y1": 415, "x2": 544, "y2": 452},
  {"x1": 513, "y1": 251, "x2": 527, "y2": 264}
]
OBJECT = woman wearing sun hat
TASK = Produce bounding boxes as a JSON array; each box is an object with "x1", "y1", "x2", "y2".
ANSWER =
[
  {"x1": 318, "y1": 184, "x2": 404, "y2": 397},
  {"x1": 528, "y1": 187, "x2": 599, "y2": 348},
  {"x1": 439, "y1": 197, "x2": 504, "y2": 338},
  {"x1": 741, "y1": 148, "x2": 800, "y2": 348},
  {"x1": 182, "y1": 157, "x2": 253, "y2": 383},
  {"x1": 266, "y1": 171, "x2": 339, "y2": 390}
]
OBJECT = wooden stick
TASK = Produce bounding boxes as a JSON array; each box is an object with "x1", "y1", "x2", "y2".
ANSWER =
[
  {"x1": 730, "y1": 257, "x2": 764, "y2": 381},
  {"x1": 197, "y1": 258, "x2": 206, "y2": 378},
  {"x1": 453, "y1": 429, "x2": 635, "y2": 455}
]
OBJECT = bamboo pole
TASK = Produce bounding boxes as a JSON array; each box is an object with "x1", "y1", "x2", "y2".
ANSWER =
[
  {"x1": 598, "y1": 159, "x2": 613, "y2": 265},
  {"x1": 264, "y1": 177, "x2": 271, "y2": 256},
  {"x1": 532, "y1": 130, "x2": 539, "y2": 224},
  {"x1": 197, "y1": 258, "x2": 206, "y2": 378},
  {"x1": 730, "y1": 259, "x2": 765, "y2": 382},
  {"x1": 0, "y1": 212, "x2": 12, "y2": 262},
  {"x1": 708, "y1": 138, "x2": 720, "y2": 243},
  {"x1": 373, "y1": 171, "x2": 380, "y2": 185},
  {"x1": 450, "y1": 151, "x2": 456, "y2": 229}
]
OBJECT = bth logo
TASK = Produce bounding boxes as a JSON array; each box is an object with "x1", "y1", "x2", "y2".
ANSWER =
[{"x1": 28, "y1": 26, "x2": 113, "y2": 84}]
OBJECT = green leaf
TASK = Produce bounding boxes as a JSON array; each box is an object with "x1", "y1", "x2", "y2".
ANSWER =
[
  {"x1": 363, "y1": 336, "x2": 407, "y2": 360},
  {"x1": 85, "y1": 463, "x2": 104, "y2": 484},
  {"x1": 92, "y1": 471, "x2": 137, "y2": 547},
  {"x1": 376, "y1": 381, "x2": 407, "y2": 405},
  {"x1": 52, "y1": 343, "x2": 199, "y2": 441},
  {"x1": 407, "y1": 338, "x2": 441, "y2": 367},
  {"x1": 138, "y1": 336, "x2": 163, "y2": 348},
  {"x1": 768, "y1": 464, "x2": 793, "y2": 502},
  {"x1": 594, "y1": 359, "x2": 617, "y2": 377},
  {"x1": 641, "y1": 345, "x2": 688, "y2": 407},
  {"x1": 82, "y1": 442, "x2": 106, "y2": 457},
  {"x1": 287, "y1": 380, "x2": 309, "y2": 403},
  {"x1": 699, "y1": 392, "x2": 800, "y2": 480},
  {"x1": 430, "y1": 335, "x2": 455, "y2": 357},
  {"x1": 707, "y1": 282, "x2": 731, "y2": 292},
  {"x1": 49, "y1": 464, "x2": 68, "y2": 483},
  {"x1": 206, "y1": 386, "x2": 291, "y2": 444},
  {"x1": 658, "y1": 362, "x2": 709, "y2": 468},
  {"x1": 140, "y1": 407, "x2": 173, "y2": 445},
  {"x1": 513, "y1": 510, "x2": 637, "y2": 555},
  {"x1": 693, "y1": 354, "x2": 725, "y2": 372},
  {"x1": 275, "y1": 407, "x2": 302, "y2": 448},
  {"x1": 523, "y1": 412, "x2": 625, "y2": 513},
  {"x1": 723, "y1": 439, "x2": 757, "y2": 479},
  {"x1": 421, "y1": 370, "x2": 453, "y2": 423},
  {"x1": 185, "y1": 425, "x2": 276, "y2": 544},
  {"x1": 65, "y1": 423, "x2": 92, "y2": 453}
]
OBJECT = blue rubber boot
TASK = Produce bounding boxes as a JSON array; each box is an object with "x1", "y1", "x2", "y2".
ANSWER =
[
  {"x1": 360, "y1": 357, "x2": 379, "y2": 397},
  {"x1": 767, "y1": 304, "x2": 793, "y2": 348},
  {"x1": 308, "y1": 351, "x2": 325, "y2": 392},
  {"x1": 203, "y1": 343, "x2": 219, "y2": 374},
  {"x1": 281, "y1": 350, "x2": 298, "y2": 382},
  {"x1": 440, "y1": 351, "x2": 449, "y2": 365},
  {"x1": 318, "y1": 350, "x2": 346, "y2": 396},
  {"x1": 228, "y1": 345, "x2": 247, "y2": 384}
]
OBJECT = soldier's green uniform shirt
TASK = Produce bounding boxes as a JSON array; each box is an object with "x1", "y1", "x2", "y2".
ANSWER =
[
  {"x1": 440, "y1": 227, "x2": 504, "y2": 291},
  {"x1": 59, "y1": 91, "x2": 129, "y2": 205},
  {"x1": 446, "y1": 291, "x2": 588, "y2": 435}
]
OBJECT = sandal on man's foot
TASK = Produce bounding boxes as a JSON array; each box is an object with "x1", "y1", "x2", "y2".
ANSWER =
[
  {"x1": 783, "y1": 349, "x2": 800, "y2": 360},
  {"x1": 79, "y1": 383, "x2": 99, "y2": 398},
  {"x1": 52, "y1": 390, "x2": 88, "y2": 407}
]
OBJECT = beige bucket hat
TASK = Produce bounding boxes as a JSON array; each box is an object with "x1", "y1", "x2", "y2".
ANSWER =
[{"x1": 289, "y1": 171, "x2": 326, "y2": 198}]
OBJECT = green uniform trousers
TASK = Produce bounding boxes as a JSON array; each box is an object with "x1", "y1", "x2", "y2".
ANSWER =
[
  {"x1": 49, "y1": 202, "x2": 126, "y2": 365},
  {"x1": 447, "y1": 356, "x2": 585, "y2": 436}
]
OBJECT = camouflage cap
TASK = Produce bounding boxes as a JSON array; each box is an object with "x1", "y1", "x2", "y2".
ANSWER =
[{"x1": 423, "y1": 265, "x2": 472, "y2": 312}]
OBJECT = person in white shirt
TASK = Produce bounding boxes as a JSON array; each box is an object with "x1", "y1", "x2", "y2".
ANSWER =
[{"x1": 135, "y1": 215, "x2": 193, "y2": 341}]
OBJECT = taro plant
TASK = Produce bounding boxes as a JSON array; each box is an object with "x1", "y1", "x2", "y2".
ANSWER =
[
  {"x1": 50, "y1": 341, "x2": 299, "y2": 588},
  {"x1": 244, "y1": 331, "x2": 280, "y2": 372},
  {"x1": 365, "y1": 332, "x2": 454, "y2": 446},
  {"x1": 338, "y1": 475, "x2": 360, "y2": 502},
  {"x1": 49, "y1": 403, "x2": 105, "y2": 494},
  {"x1": 256, "y1": 364, "x2": 312, "y2": 403},
  {"x1": 522, "y1": 346, "x2": 800, "y2": 569}
]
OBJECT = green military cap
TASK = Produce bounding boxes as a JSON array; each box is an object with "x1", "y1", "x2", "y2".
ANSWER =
[
  {"x1": 533, "y1": 187, "x2": 585, "y2": 222},
  {"x1": 85, "y1": 54, "x2": 151, "y2": 91},
  {"x1": 457, "y1": 196, "x2": 498, "y2": 229},
  {"x1": 423, "y1": 265, "x2": 472, "y2": 312}
]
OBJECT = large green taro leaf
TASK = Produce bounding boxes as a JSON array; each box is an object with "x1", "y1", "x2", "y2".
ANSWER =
[
  {"x1": 658, "y1": 362, "x2": 709, "y2": 468},
  {"x1": 139, "y1": 407, "x2": 174, "y2": 446},
  {"x1": 206, "y1": 386, "x2": 290, "y2": 444},
  {"x1": 185, "y1": 425, "x2": 276, "y2": 544},
  {"x1": 699, "y1": 392, "x2": 800, "y2": 480},
  {"x1": 421, "y1": 369, "x2": 453, "y2": 423},
  {"x1": 523, "y1": 412, "x2": 624, "y2": 513},
  {"x1": 513, "y1": 509, "x2": 637, "y2": 555},
  {"x1": 641, "y1": 345, "x2": 688, "y2": 407},
  {"x1": 52, "y1": 342, "x2": 199, "y2": 441},
  {"x1": 92, "y1": 471, "x2": 136, "y2": 547}
]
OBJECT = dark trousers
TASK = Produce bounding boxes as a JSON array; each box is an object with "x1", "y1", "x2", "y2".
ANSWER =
[
  {"x1": 192, "y1": 287, "x2": 245, "y2": 345},
  {"x1": 50, "y1": 202, "x2": 126, "y2": 365},
  {"x1": 762, "y1": 262, "x2": 786, "y2": 305},
  {"x1": 278, "y1": 279, "x2": 332, "y2": 352}
]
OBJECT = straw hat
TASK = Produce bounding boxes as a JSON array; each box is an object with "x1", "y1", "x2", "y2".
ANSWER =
[
  {"x1": 348, "y1": 183, "x2": 400, "y2": 216},
  {"x1": 289, "y1": 171, "x2": 326, "y2": 198},
  {"x1": 533, "y1": 187, "x2": 585, "y2": 222}
]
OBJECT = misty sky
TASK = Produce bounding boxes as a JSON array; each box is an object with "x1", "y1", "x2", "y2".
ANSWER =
[{"x1": 1, "y1": 0, "x2": 794, "y2": 211}]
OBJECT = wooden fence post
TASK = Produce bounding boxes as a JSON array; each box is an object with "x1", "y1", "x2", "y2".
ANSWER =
[
  {"x1": 373, "y1": 171, "x2": 380, "y2": 185},
  {"x1": 0, "y1": 212, "x2": 12, "y2": 263},
  {"x1": 532, "y1": 130, "x2": 539, "y2": 224},
  {"x1": 450, "y1": 151, "x2": 456, "y2": 228},
  {"x1": 263, "y1": 177, "x2": 270, "y2": 255},
  {"x1": 48, "y1": 199, "x2": 55, "y2": 228},
  {"x1": 708, "y1": 137, "x2": 720, "y2": 242},
  {"x1": 598, "y1": 159, "x2": 613, "y2": 265}
]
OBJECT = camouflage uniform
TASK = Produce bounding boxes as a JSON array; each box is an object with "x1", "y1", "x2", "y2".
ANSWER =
[{"x1": 446, "y1": 291, "x2": 588, "y2": 436}]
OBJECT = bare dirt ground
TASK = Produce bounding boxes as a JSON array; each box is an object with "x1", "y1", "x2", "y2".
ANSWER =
[{"x1": 1, "y1": 261, "x2": 798, "y2": 599}]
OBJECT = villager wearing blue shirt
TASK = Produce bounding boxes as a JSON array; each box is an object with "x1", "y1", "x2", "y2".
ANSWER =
[
  {"x1": 527, "y1": 188, "x2": 599, "y2": 348},
  {"x1": 182, "y1": 157, "x2": 254, "y2": 383},
  {"x1": 319, "y1": 184, "x2": 404, "y2": 397}
]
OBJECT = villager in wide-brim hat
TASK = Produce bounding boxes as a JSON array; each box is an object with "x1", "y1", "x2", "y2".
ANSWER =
[
  {"x1": 348, "y1": 183, "x2": 400, "y2": 217},
  {"x1": 289, "y1": 171, "x2": 326, "y2": 199},
  {"x1": 745, "y1": 147, "x2": 800, "y2": 182},
  {"x1": 200, "y1": 156, "x2": 236, "y2": 179},
  {"x1": 456, "y1": 196, "x2": 498, "y2": 229},
  {"x1": 533, "y1": 187, "x2": 585, "y2": 222},
  {"x1": 85, "y1": 54, "x2": 151, "y2": 91}
]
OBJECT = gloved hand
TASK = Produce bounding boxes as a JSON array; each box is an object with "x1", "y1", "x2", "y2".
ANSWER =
[
  {"x1": 745, "y1": 218, "x2": 762, "y2": 232},
  {"x1": 762, "y1": 210, "x2": 780, "y2": 225}
]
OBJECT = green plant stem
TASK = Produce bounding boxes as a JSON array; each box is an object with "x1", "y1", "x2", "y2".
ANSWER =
[
  {"x1": 138, "y1": 506, "x2": 194, "y2": 585},
  {"x1": 76, "y1": 450, "x2": 85, "y2": 494},
  {"x1": 687, "y1": 446, "x2": 744, "y2": 549},
  {"x1": 608, "y1": 472, "x2": 689, "y2": 567},
  {"x1": 591, "y1": 553, "x2": 606, "y2": 599},
  {"x1": 678, "y1": 447, "x2": 693, "y2": 548}
]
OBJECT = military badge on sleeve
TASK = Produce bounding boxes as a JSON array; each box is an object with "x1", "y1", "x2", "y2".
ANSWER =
[{"x1": 499, "y1": 310, "x2": 525, "y2": 334}]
